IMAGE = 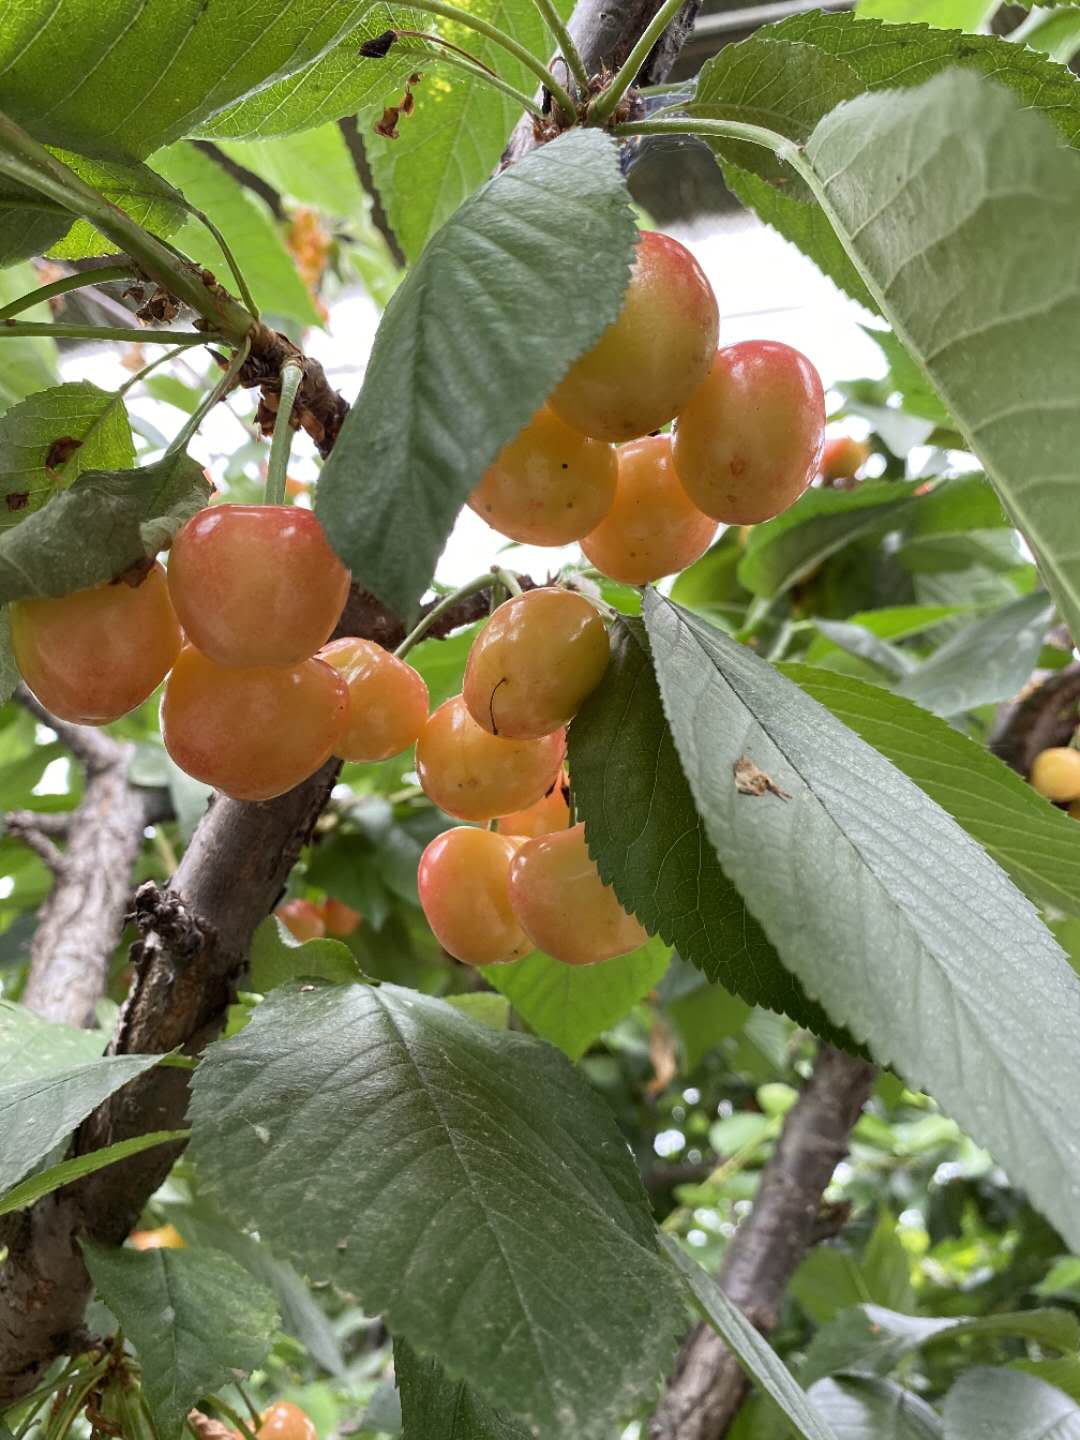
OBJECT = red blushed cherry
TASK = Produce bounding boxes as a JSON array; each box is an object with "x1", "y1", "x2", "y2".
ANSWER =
[
  {"x1": 256, "y1": 1403, "x2": 317, "y2": 1440},
  {"x1": 275, "y1": 899, "x2": 326, "y2": 942},
  {"x1": 509, "y1": 822, "x2": 648, "y2": 966},
  {"x1": 318, "y1": 637, "x2": 429, "y2": 761},
  {"x1": 167, "y1": 504, "x2": 350, "y2": 667},
  {"x1": 416, "y1": 695, "x2": 565, "y2": 821},
  {"x1": 418, "y1": 827, "x2": 530, "y2": 965},
  {"x1": 581, "y1": 435, "x2": 717, "y2": 585},
  {"x1": 673, "y1": 342, "x2": 825, "y2": 524},
  {"x1": 322, "y1": 897, "x2": 362, "y2": 936},
  {"x1": 820, "y1": 435, "x2": 870, "y2": 485},
  {"x1": 548, "y1": 231, "x2": 719, "y2": 443},
  {"x1": 161, "y1": 646, "x2": 348, "y2": 802},
  {"x1": 12, "y1": 561, "x2": 181, "y2": 724}
]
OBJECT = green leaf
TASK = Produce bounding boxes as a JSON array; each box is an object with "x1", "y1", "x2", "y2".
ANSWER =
[
  {"x1": 1011, "y1": 1358, "x2": 1080, "y2": 1406},
  {"x1": 0, "y1": 451, "x2": 210, "y2": 603},
  {"x1": 666, "y1": 979, "x2": 750, "y2": 1074},
  {"x1": 860, "y1": 1211, "x2": 914, "y2": 1316},
  {"x1": 568, "y1": 617, "x2": 852, "y2": 1045},
  {"x1": 0, "y1": 1052, "x2": 164, "y2": 1191},
  {"x1": 316, "y1": 130, "x2": 636, "y2": 616},
  {"x1": 216, "y1": 125, "x2": 364, "y2": 216},
  {"x1": 807, "y1": 1377, "x2": 942, "y2": 1439},
  {"x1": 81, "y1": 1242, "x2": 279, "y2": 1440},
  {"x1": 801, "y1": 69, "x2": 1080, "y2": 657},
  {"x1": 444, "y1": 992, "x2": 512, "y2": 1029},
  {"x1": 366, "y1": 0, "x2": 574, "y2": 261},
  {"x1": 150, "y1": 144, "x2": 320, "y2": 328},
  {"x1": 0, "y1": 265, "x2": 57, "y2": 416},
  {"x1": 803, "y1": 1304, "x2": 1080, "y2": 1388},
  {"x1": 0, "y1": 0, "x2": 389, "y2": 161},
  {"x1": 855, "y1": 0, "x2": 995, "y2": 30},
  {"x1": 395, "y1": 1338, "x2": 530, "y2": 1440},
  {"x1": 0, "y1": 1129, "x2": 188, "y2": 1216},
  {"x1": 188, "y1": 983, "x2": 686, "y2": 1438},
  {"x1": 664, "y1": 1238, "x2": 841, "y2": 1440},
  {"x1": 782, "y1": 664, "x2": 1080, "y2": 918},
  {"x1": 482, "y1": 937, "x2": 671, "y2": 1060},
  {"x1": 1013, "y1": 6, "x2": 1080, "y2": 64},
  {"x1": 0, "y1": 1000, "x2": 105, "y2": 1080},
  {"x1": 248, "y1": 917, "x2": 364, "y2": 993},
  {"x1": 943, "y1": 1368, "x2": 1080, "y2": 1439},
  {"x1": 644, "y1": 592, "x2": 1080, "y2": 1255},
  {"x1": 0, "y1": 381, "x2": 134, "y2": 526}
]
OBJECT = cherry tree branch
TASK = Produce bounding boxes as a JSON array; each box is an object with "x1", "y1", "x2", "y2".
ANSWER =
[{"x1": 649, "y1": 1046, "x2": 876, "y2": 1440}]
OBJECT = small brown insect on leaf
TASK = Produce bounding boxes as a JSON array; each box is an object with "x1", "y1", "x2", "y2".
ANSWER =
[
  {"x1": 359, "y1": 28, "x2": 398, "y2": 57},
  {"x1": 5, "y1": 491, "x2": 29, "y2": 512},
  {"x1": 45, "y1": 435, "x2": 82, "y2": 472},
  {"x1": 374, "y1": 106, "x2": 400, "y2": 139},
  {"x1": 733, "y1": 755, "x2": 791, "y2": 800}
]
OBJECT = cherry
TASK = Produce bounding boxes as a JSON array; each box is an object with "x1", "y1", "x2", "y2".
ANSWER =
[
  {"x1": 12, "y1": 561, "x2": 181, "y2": 725},
  {"x1": 317, "y1": 637, "x2": 429, "y2": 762},
  {"x1": 673, "y1": 341, "x2": 825, "y2": 524},
  {"x1": 418, "y1": 827, "x2": 529, "y2": 965},
  {"x1": 129, "y1": 1223, "x2": 184, "y2": 1250},
  {"x1": 256, "y1": 1403, "x2": 317, "y2": 1440},
  {"x1": 463, "y1": 588, "x2": 609, "y2": 740},
  {"x1": 1030, "y1": 747, "x2": 1080, "y2": 803},
  {"x1": 509, "y1": 822, "x2": 648, "y2": 966},
  {"x1": 322, "y1": 897, "x2": 362, "y2": 936},
  {"x1": 167, "y1": 505, "x2": 350, "y2": 667},
  {"x1": 416, "y1": 695, "x2": 565, "y2": 821},
  {"x1": 497, "y1": 772, "x2": 571, "y2": 838},
  {"x1": 468, "y1": 407, "x2": 618, "y2": 545},
  {"x1": 821, "y1": 435, "x2": 870, "y2": 485},
  {"x1": 275, "y1": 899, "x2": 326, "y2": 942},
  {"x1": 549, "y1": 231, "x2": 719, "y2": 442},
  {"x1": 581, "y1": 435, "x2": 717, "y2": 585},
  {"x1": 161, "y1": 646, "x2": 348, "y2": 802}
]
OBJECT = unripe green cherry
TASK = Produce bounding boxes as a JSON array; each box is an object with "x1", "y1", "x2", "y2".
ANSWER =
[
  {"x1": 12, "y1": 561, "x2": 181, "y2": 724},
  {"x1": 497, "y1": 771, "x2": 571, "y2": 838},
  {"x1": 463, "y1": 588, "x2": 609, "y2": 739},
  {"x1": 581, "y1": 435, "x2": 717, "y2": 585},
  {"x1": 548, "y1": 231, "x2": 719, "y2": 443},
  {"x1": 1030, "y1": 747, "x2": 1080, "y2": 803},
  {"x1": 167, "y1": 504, "x2": 350, "y2": 667},
  {"x1": 509, "y1": 822, "x2": 648, "y2": 966},
  {"x1": 468, "y1": 407, "x2": 618, "y2": 545},
  {"x1": 319, "y1": 637, "x2": 429, "y2": 761},
  {"x1": 162, "y1": 646, "x2": 348, "y2": 802},
  {"x1": 673, "y1": 342, "x2": 825, "y2": 524},
  {"x1": 418, "y1": 827, "x2": 529, "y2": 965},
  {"x1": 416, "y1": 695, "x2": 565, "y2": 821}
]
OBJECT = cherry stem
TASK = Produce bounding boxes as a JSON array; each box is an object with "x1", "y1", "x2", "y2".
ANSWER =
[
  {"x1": 165, "y1": 338, "x2": 252, "y2": 458},
  {"x1": 492, "y1": 566, "x2": 523, "y2": 598},
  {"x1": 116, "y1": 344, "x2": 192, "y2": 399},
  {"x1": 393, "y1": 572, "x2": 508, "y2": 659},
  {"x1": 0, "y1": 264, "x2": 133, "y2": 320},
  {"x1": 0, "y1": 320, "x2": 218, "y2": 345},
  {"x1": 264, "y1": 361, "x2": 304, "y2": 506},
  {"x1": 391, "y1": 34, "x2": 547, "y2": 118},
  {"x1": 184, "y1": 203, "x2": 260, "y2": 320},
  {"x1": 587, "y1": 0, "x2": 694, "y2": 124},
  {"x1": 529, "y1": 0, "x2": 590, "y2": 91},
  {"x1": 233, "y1": 1380, "x2": 263, "y2": 1431},
  {"x1": 206, "y1": 1396, "x2": 258, "y2": 1440}
]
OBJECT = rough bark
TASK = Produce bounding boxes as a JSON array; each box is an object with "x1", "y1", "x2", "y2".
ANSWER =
[
  {"x1": 649, "y1": 1046, "x2": 877, "y2": 1440},
  {"x1": 989, "y1": 661, "x2": 1080, "y2": 778}
]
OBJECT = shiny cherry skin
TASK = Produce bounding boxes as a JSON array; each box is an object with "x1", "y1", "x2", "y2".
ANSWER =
[
  {"x1": 167, "y1": 504, "x2": 350, "y2": 667},
  {"x1": 673, "y1": 342, "x2": 825, "y2": 524},
  {"x1": 549, "y1": 231, "x2": 719, "y2": 443},
  {"x1": 497, "y1": 772, "x2": 571, "y2": 838},
  {"x1": 418, "y1": 827, "x2": 530, "y2": 965},
  {"x1": 463, "y1": 588, "x2": 609, "y2": 740},
  {"x1": 322, "y1": 897, "x2": 362, "y2": 936},
  {"x1": 161, "y1": 646, "x2": 348, "y2": 802},
  {"x1": 820, "y1": 435, "x2": 870, "y2": 484},
  {"x1": 129, "y1": 1223, "x2": 184, "y2": 1251},
  {"x1": 275, "y1": 899, "x2": 326, "y2": 942},
  {"x1": 1030, "y1": 747, "x2": 1080, "y2": 803},
  {"x1": 416, "y1": 695, "x2": 565, "y2": 821},
  {"x1": 581, "y1": 435, "x2": 717, "y2": 585},
  {"x1": 468, "y1": 407, "x2": 618, "y2": 545},
  {"x1": 319, "y1": 637, "x2": 429, "y2": 762},
  {"x1": 256, "y1": 1403, "x2": 317, "y2": 1440},
  {"x1": 12, "y1": 561, "x2": 181, "y2": 725},
  {"x1": 509, "y1": 822, "x2": 648, "y2": 966}
]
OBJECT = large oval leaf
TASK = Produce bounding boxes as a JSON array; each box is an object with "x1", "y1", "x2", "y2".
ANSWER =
[
  {"x1": 316, "y1": 129, "x2": 637, "y2": 616},
  {"x1": 188, "y1": 983, "x2": 685, "y2": 1439},
  {"x1": 943, "y1": 1368, "x2": 1080, "y2": 1440},
  {"x1": 643, "y1": 590, "x2": 1080, "y2": 1255}
]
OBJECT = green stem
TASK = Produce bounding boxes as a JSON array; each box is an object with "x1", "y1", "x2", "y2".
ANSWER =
[
  {"x1": 587, "y1": 0, "x2": 691, "y2": 123},
  {"x1": 0, "y1": 320, "x2": 217, "y2": 345},
  {"x1": 11, "y1": 1359, "x2": 81, "y2": 1440},
  {"x1": 264, "y1": 361, "x2": 304, "y2": 506},
  {"x1": 0, "y1": 264, "x2": 133, "y2": 321},
  {"x1": 185, "y1": 204, "x2": 260, "y2": 320},
  {"x1": 233, "y1": 1380, "x2": 263, "y2": 1431},
  {"x1": 207, "y1": 1396, "x2": 258, "y2": 1440},
  {"x1": 0, "y1": 109, "x2": 255, "y2": 344},
  {"x1": 612, "y1": 114, "x2": 797, "y2": 159},
  {"x1": 398, "y1": 37, "x2": 547, "y2": 117},
  {"x1": 492, "y1": 566, "x2": 523, "y2": 598},
  {"x1": 165, "y1": 338, "x2": 251, "y2": 457},
  {"x1": 405, "y1": 0, "x2": 578, "y2": 119},
  {"x1": 529, "y1": 0, "x2": 590, "y2": 91},
  {"x1": 116, "y1": 344, "x2": 191, "y2": 398},
  {"x1": 393, "y1": 572, "x2": 503, "y2": 659}
]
